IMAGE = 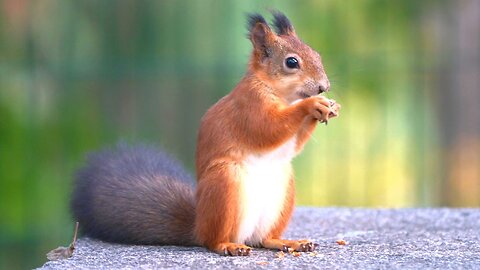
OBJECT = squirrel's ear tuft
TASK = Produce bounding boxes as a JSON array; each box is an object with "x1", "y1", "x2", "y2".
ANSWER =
[
  {"x1": 272, "y1": 11, "x2": 296, "y2": 36},
  {"x1": 247, "y1": 13, "x2": 275, "y2": 58},
  {"x1": 247, "y1": 13, "x2": 268, "y2": 33}
]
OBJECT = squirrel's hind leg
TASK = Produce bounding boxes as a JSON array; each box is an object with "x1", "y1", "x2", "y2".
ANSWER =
[
  {"x1": 261, "y1": 177, "x2": 317, "y2": 252},
  {"x1": 195, "y1": 163, "x2": 253, "y2": 256}
]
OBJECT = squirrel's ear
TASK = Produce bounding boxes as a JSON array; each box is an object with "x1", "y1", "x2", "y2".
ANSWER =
[
  {"x1": 272, "y1": 11, "x2": 296, "y2": 37},
  {"x1": 247, "y1": 13, "x2": 275, "y2": 58}
]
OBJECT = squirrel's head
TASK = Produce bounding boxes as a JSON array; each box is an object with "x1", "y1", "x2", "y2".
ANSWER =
[{"x1": 247, "y1": 12, "x2": 329, "y2": 103}]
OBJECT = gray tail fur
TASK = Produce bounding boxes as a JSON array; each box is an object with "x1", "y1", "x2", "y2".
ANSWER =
[{"x1": 71, "y1": 143, "x2": 196, "y2": 245}]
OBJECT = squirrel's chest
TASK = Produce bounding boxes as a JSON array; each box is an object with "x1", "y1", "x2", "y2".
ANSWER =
[{"x1": 236, "y1": 137, "x2": 297, "y2": 245}]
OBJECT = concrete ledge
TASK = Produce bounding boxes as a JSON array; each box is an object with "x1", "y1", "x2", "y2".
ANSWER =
[{"x1": 39, "y1": 208, "x2": 480, "y2": 269}]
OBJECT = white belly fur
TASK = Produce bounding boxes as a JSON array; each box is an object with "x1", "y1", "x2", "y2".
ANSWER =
[{"x1": 236, "y1": 137, "x2": 297, "y2": 246}]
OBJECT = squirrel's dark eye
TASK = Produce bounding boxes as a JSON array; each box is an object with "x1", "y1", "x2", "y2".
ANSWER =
[{"x1": 285, "y1": 57, "x2": 299, "y2": 69}]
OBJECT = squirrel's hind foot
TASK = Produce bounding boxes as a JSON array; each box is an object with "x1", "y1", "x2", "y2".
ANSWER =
[
  {"x1": 262, "y1": 239, "x2": 318, "y2": 252},
  {"x1": 214, "y1": 243, "x2": 252, "y2": 256}
]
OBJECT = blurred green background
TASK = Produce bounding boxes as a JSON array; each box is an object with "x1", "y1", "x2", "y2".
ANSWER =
[{"x1": 1, "y1": 0, "x2": 480, "y2": 268}]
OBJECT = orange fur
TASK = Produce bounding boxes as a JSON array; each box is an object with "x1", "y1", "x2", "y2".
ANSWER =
[
  {"x1": 194, "y1": 162, "x2": 240, "y2": 249},
  {"x1": 194, "y1": 12, "x2": 340, "y2": 255},
  {"x1": 295, "y1": 117, "x2": 319, "y2": 152}
]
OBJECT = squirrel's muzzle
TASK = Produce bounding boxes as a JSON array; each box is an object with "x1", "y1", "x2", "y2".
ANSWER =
[{"x1": 318, "y1": 80, "x2": 330, "y2": 94}]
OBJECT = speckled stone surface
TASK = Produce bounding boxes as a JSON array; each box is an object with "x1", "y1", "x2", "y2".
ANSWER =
[{"x1": 39, "y1": 208, "x2": 480, "y2": 269}]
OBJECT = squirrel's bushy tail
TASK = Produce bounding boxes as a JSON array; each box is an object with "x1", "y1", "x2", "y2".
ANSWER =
[{"x1": 71, "y1": 143, "x2": 196, "y2": 246}]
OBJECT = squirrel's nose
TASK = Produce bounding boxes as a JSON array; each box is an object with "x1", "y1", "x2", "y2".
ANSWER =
[{"x1": 318, "y1": 80, "x2": 330, "y2": 94}]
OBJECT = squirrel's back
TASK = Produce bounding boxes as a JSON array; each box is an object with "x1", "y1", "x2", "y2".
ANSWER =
[{"x1": 71, "y1": 143, "x2": 196, "y2": 245}]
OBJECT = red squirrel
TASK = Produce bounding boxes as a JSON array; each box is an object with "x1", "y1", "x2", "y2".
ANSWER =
[{"x1": 71, "y1": 12, "x2": 340, "y2": 256}]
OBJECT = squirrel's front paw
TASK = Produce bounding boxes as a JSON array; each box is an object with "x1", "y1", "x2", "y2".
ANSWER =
[
  {"x1": 307, "y1": 95, "x2": 338, "y2": 123},
  {"x1": 328, "y1": 99, "x2": 341, "y2": 119}
]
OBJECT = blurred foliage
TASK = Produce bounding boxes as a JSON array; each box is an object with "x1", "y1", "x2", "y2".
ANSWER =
[{"x1": 0, "y1": 0, "x2": 479, "y2": 269}]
